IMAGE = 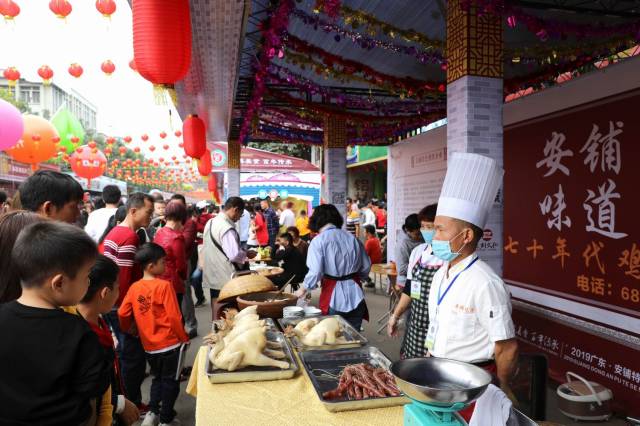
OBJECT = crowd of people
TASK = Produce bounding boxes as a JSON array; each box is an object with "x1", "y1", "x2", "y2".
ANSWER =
[{"x1": 0, "y1": 170, "x2": 324, "y2": 426}]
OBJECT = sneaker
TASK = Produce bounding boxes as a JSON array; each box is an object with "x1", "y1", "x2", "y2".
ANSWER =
[
  {"x1": 159, "y1": 419, "x2": 182, "y2": 426},
  {"x1": 141, "y1": 411, "x2": 159, "y2": 426},
  {"x1": 194, "y1": 298, "x2": 206, "y2": 307}
]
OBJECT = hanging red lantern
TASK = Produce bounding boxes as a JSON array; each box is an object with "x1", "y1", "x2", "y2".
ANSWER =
[
  {"x1": 106, "y1": 136, "x2": 115, "y2": 145},
  {"x1": 0, "y1": 0, "x2": 20, "y2": 20},
  {"x1": 3, "y1": 67, "x2": 20, "y2": 87},
  {"x1": 182, "y1": 114, "x2": 206, "y2": 159},
  {"x1": 101, "y1": 60, "x2": 115, "y2": 76},
  {"x1": 159, "y1": 131, "x2": 167, "y2": 139},
  {"x1": 38, "y1": 65, "x2": 54, "y2": 85},
  {"x1": 198, "y1": 150, "x2": 212, "y2": 177},
  {"x1": 174, "y1": 130, "x2": 182, "y2": 137},
  {"x1": 49, "y1": 0, "x2": 72, "y2": 19},
  {"x1": 70, "y1": 135, "x2": 80, "y2": 144},
  {"x1": 88, "y1": 140, "x2": 97, "y2": 149},
  {"x1": 104, "y1": 147, "x2": 112, "y2": 156},
  {"x1": 132, "y1": 0, "x2": 191, "y2": 94},
  {"x1": 134, "y1": 147, "x2": 140, "y2": 153},
  {"x1": 70, "y1": 144, "x2": 107, "y2": 186},
  {"x1": 123, "y1": 135, "x2": 132, "y2": 143},
  {"x1": 141, "y1": 134, "x2": 149, "y2": 142},
  {"x1": 163, "y1": 144, "x2": 169, "y2": 150},
  {"x1": 149, "y1": 145, "x2": 156, "y2": 152},
  {"x1": 118, "y1": 146, "x2": 126, "y2": 156},
  {"x1": 128, "y1": 59, "x2": 137, "y2": 72},
  {"x1": 68, "y1": 63, "x2": 83, "y2": 78},
  {"x1": 95, "y1": 0, "x2": 115, "y2": 18}
]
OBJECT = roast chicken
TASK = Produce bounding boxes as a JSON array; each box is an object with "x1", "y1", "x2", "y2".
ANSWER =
[
  {"x1": 286, "y1": 317, "x2": 347, "y2": 346},
  {"x1": 209, "y1": 327, "x2": 290, "y2": 371}
]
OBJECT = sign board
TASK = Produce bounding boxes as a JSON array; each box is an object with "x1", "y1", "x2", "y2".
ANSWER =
[{"x1": 504, "y1": 91, "x2": 640, "y2": 415}]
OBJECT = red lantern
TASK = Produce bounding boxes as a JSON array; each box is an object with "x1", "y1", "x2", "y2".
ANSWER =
[
  {"x1": 149, "y1": 145, "x2": 156, "y2": 152},
  {"x1": 106, "y1": 136, "x2": 115, "y2": 145},
  {"x1": 70, "y1": 135, "x2": 80, "y2": 144},
  {"x1": 104, "y1": 147, "x2": 112, "y2": 156},
  {"x1": 132, "y1": 0, "x2": 191, "y2": 88},
  {"x1": 128, "y1": 59, "x2": 137, "y2": 72},
  {"x1": 174, "y1": 130, "x2": 182, "y2": 137},
  {"x1": 49, "y1": 0, "x2": 72, "y2": 19},
  {"x1": 95, "y1": 0, "x2": 115, "y2": 18},
  {"x1": 0, "y1": 0, "x2": 20, "y2": 20},
  {"x1": 134, "y1": 147, "x2": 140, "y2": 153},
  {"x1": 198, "y1": 150, "x2": 212, "y2": 176},
  {"x1": 123, "y1": 136, "x2": 132, "y2": 143},
  {"x1": 141, "y1": 134, "x2": 149, "y2": 142},
  {"x1": 101, "y1": 60, "x2": 115, "y2": 76},
  {"x1": 88, "y1": 140, "x2": 97, "y2": 149},
  {"x1": 118, "y1": 146, "x2": 126, "y2": 156},
  {"x1": 3, "y1": 67, "x2": 20, "y2": 87},
  {"x1": 38, "y1": 65, "x2": 54, "y2": 85},
  {"x1": 159, "y1": 131, "x2": 167, "y2": 139},
  {"x1": 182, "y1": 114, "x2": 206, "y2": 159},
  {"x1": 163, "y1": 144, "x2": 169, "y2": 150},
  {"x1": 68, "y1": 63, "x2": 83, "y2": 78}
]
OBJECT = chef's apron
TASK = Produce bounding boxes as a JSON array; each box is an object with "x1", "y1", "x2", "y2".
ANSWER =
[
  {"x1": 401, "y1": 260, "x2": 438, "y2": 358},
  {"x1": 318, "y1": 273, "x2": 369, "y2": 321}
]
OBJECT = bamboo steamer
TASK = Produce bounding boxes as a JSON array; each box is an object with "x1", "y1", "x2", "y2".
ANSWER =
[{"x1": 218, "y1": 274, "x2": 276, "y2": 302}]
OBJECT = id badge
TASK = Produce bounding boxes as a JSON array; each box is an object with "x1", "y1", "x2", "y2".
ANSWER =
[
  {"x1": 410, "y1": 280, "x2": 421, "y2": 300},
  {"x1": 424, "y1": 318, "x2": 438, "y2": 351}
]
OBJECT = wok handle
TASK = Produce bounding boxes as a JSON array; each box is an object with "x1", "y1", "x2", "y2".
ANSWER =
[{"x1": 565, "y1": 371, "x2": 602, "y2": 405}]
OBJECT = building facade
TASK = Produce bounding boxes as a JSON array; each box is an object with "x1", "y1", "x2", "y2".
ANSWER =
[{"x1": 0, "y1": 74, "x2": 97, "y2": 131}]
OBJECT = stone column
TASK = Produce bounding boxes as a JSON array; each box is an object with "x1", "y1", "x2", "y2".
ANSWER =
[
  {"x1": 323, "y1": 116, "x2": 348, "y2": 218},
  {"x1": 446, "y1": 0, "x2": 504, "y2": 273},
  {"x1": 227, "y1": 139, "x2": 241, "y2": 197}
]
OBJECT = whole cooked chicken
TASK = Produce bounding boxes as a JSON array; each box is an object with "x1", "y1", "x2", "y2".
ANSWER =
[
  {"x1": 210, "y1": 327, "x2": 290, "y2": 371},
  {"x1": 301, "y1": 317, "x2": 342, "y2": 346},
  {"x1": 293, "y1": 318, "x2": 319, "y2": 335}
]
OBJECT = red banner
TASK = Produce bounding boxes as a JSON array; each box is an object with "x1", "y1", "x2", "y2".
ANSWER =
[
  {"x1": 504, "y1": 91, "x2": 640, "y2": 417},
  {"x1": 504, "y1": 91, "x2": 640, "y2": 328}
]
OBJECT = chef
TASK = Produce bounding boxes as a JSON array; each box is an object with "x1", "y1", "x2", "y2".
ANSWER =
[{"x1": 426, "y1": 153, "x2": 518, "y2": 406}]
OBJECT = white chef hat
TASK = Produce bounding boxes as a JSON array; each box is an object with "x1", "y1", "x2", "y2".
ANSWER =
[{"x1": 436, "y1": 152, "x2": 503, "y2": 229}]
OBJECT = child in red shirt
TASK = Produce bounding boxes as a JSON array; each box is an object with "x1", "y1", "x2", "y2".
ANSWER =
[
  {"x1": 118, "y1": 243, "x2": 189, "y2": 426},
  {"x1": 364, "y1": 224, "x2": 382, "y2": 264}
]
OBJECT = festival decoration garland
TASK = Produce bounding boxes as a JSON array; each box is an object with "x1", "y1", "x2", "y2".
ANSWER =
[
  {"x1": 291, "y1": 8, "x2": 443, "y2": 64},
  {"x1": 282, "y1": 34, "x2": 445, "y2": 98},
  {"x1": 238, "y1": 0, "x2": 294, "y2": 144}
]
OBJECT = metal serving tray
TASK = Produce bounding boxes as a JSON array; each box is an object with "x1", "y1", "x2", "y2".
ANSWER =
[
  {"x1": 205, "y1": 331, "x2": 299, "y2": 384},
  {"x1": 300, "y1": 346, "x2": 409, "y2": 412},
  {"x1": 277, "y1": 315, "x2": 368, "y2": 351}
]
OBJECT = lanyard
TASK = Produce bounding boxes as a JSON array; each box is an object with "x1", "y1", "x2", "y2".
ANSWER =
[{"x1": 437, "y1": 256, "x2": 479, "y2": 306}]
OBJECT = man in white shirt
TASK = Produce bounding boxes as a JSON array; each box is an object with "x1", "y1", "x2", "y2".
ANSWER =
[
  {"x1": 427, "y1": 153, "x2": 518, "y2": 412},
  {"x1": 84, "y1": 185, "x2": 121, "y2": 242},
  {"x1": 279, "y1": 201, "x2": 296, "y2": 228},
  {"x1": 237, "y1": 207, "x2": 251, "y2": 248}
]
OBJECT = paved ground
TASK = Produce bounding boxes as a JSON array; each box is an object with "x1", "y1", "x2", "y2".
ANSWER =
[{"x1": 135, "y1": 281, "x2": 629, "y2": 426}]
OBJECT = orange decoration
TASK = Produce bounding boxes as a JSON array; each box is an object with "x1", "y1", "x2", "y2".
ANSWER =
[
  {"x1": 101, "y1": 60, "x2": 115, "y2": 76},
  {"x1": 68, "y1": 63, "x2": 83, "y2": 78},
  {"x1": 6, "y1": 115, "x2": 59, "y2": 171},
  {"x1": 38, "y1": 65, "x2": 54, "y2": 85},
  {"x1": 49, "y1": 0, "x2": 72, "y2": 19}
]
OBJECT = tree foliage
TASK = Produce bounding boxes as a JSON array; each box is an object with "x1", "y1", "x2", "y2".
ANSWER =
[
  {"x1": 247, "y1": 141, "x2": 311, "y2": 161},
  {"x1": 0, "y1": 88, "x2": 31, "y2": 113}
]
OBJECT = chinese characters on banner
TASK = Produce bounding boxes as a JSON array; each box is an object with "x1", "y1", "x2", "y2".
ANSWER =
[
  {"x1": 504, "y1": 93, "x2": 640, "y2": 416},
  {"x1": 505, "y1": 94, "x2": 640, "y2": 314}
]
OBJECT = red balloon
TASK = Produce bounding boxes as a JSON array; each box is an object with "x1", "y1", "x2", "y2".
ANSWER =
[
  {"x1": 68, "y1": 63, "x2": 83, "y2": 78},
  {"x1": 198, "y1": 150, "x2": 212, "y2": 176},
  {"x1": 132, "y1": 0, "x2": 191, "y2": 86},
  {"x1": 0, "y1": 0, "x2": 20, "y2": 20},
  {"x1": 95, "y1": 0, "x2": 116, "y2": 17},
  {"x1": 49, "y1": 0, "x2": 72, "y2": 18},
  {"x1": 101, "y1": 60, "x2": 116, "y2": 76},
  {"x1": 182, "y1": 115, "x2": 206, "y2": 159},
  {"x1": 70, "y1": 144, "x2": 107, "y2": 185}
]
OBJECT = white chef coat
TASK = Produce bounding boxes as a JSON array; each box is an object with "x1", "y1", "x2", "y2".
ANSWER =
[{"x1": 427, "y1": 253, "x2": 515, "y2": 363}]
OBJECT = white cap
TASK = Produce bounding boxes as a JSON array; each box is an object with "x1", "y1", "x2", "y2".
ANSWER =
[
  {"x1": 436, "y1": 152, "x2": 503, "y2": 229},
  {"x1": 196, "y1": 200, "x2": 210, "y2": 209}
]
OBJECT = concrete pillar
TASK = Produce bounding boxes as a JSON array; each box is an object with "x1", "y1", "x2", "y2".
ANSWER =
[
  {"x1": 227, "y1": 139, "x2": 241, "y2": 197},
  {"x1": 323, "y1": 116, "x2": 348, "y2": 218},
  {"x1": 446, "y1": 0, "x2": 504, "y2": 273}
]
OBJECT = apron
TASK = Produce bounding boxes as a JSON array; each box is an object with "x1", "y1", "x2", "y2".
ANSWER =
[
  {"x1": 319, "y1": 274, "x2": 369, "y2": 321},
  {"x1": 401, "y1": 258, "x2": 439, "y2": 358}
]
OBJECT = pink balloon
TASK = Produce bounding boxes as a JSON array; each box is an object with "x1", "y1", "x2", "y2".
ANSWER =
[{"x1": 0, "y1": 99, "x2": 23, "y2": 151}]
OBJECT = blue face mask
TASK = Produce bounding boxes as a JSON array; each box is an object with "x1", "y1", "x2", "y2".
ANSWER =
[
  {"x1": 432, "y1": 231, "x2": 466, "y2": 262},
  {"x1": 421, "y1": 230, "x2": 435, "y2": 245}
]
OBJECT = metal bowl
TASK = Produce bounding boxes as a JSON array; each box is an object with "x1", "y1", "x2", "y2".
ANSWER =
[{"x1": 390, "y1": 358, "x2": 492, "y2": 407}]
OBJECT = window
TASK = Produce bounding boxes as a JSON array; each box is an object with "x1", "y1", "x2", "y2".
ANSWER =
[{"x1": 31, "y1": 88, "x2": 40, "y2": 104}]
